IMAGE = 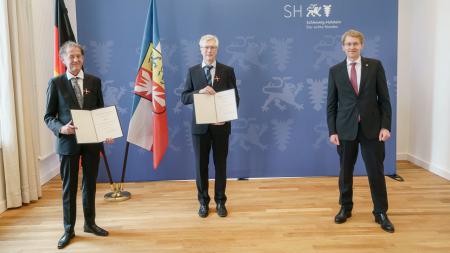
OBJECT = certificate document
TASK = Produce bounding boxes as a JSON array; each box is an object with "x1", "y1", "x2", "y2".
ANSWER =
[
  {"x1": 193, "y1": 89, "x2": 238, "y2": 124},
  {"x1": 70, "y1": 106, "x2": 123, "y2": 144}
]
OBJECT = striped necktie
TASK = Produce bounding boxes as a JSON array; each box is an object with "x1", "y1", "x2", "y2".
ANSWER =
[
  {"x1": 71, "y1": 77, "x2": 83, "y2": 108},
  {"x1": 204, "y1": 65, "x2": 213, "y2": 86}
]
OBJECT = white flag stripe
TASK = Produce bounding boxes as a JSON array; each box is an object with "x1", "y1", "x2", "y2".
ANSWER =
[{"x1": 127, "y1": 98, "x2": 154, "y2": 150}]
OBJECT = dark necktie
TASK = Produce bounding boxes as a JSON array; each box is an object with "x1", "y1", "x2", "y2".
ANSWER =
[
  {"x1": 204, "y1": 65, "x2": 213, "y2": 86},
  {"x1": 350, "y1": 62, "x2": 358, "y2": 95},
  {"x1": 71, "y1": 77, "x2": 83, "y2": 108}
]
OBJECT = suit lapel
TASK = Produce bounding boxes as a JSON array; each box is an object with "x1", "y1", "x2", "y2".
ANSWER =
[
  {"x1": 195, "y1": 65, "x2": 208, "y2": 87},
  {"x1": 82, "y1": 75, "x2": 94, "y2": 108},
  {"x1": 359, "y1": 57, "x2": 369, "y2": 94},
  {"x1": 338, "y1": 60, "x2": 357, "y2": 96},
  {"x1": 61, "y1": 75, "x2": 81, "y2": 109},
  {"x1": 213, "y1": 63, "x2": 223, "y2": 89}
]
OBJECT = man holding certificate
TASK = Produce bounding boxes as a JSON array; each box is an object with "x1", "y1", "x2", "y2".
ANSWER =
[
  {"x1": 182, "y1": 34, "x2": 239, "y2": 218},
  {"x1": 44, "y1": 41, "x2": 112, "y2": 249}
]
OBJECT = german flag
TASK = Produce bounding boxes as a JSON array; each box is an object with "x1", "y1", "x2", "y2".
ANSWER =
[{"x1": 54, "y1": 0, "x2": 76, "y2": 76}]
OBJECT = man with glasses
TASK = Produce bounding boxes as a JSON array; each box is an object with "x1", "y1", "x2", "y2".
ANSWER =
[
  {"x1": 182, "y1": 34, "x2": 239, "y2": 218},
  {"x1": 327, "y1": 29, "x2": 394, "y2": 233}
]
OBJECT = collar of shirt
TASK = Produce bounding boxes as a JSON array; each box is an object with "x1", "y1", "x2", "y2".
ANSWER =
[
  {"x1": 202, "y1": 61, "x2": 216, "y2": 69},
  {"x1": 66, "y1": 69, "x2": 85, "y2": 96},
  {"x1": 66, "y1": 69, "x2": 84, "y2": 80},
  {"x1": 346, "y1": 57, "x2": 361, "y2": 67},
  {"x1": 201, "y1": 61, "x2": 217, "y2": 85}
]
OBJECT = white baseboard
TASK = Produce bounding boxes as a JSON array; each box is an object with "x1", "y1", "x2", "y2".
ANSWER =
[
  {"x1": 396, "y1": 153, "x2": 409, "y2": 160},
  {"x1": 39, "y1": 152, "x2": 60, "y2": 185},
  {"x1": 40, "y1": 166, "x2": 59, "y2": 185},
  {"x1": 402, "y1": 153, "x2": 450, "y2": 180}
]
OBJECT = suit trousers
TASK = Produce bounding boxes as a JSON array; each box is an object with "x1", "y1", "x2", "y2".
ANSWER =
[
  {"x1": 59, "y1": 144, "x2": 100, "y2": 233},
  {"x1": 337, "y1": 124, "x2": 388, "y2": 214},
  {"x1": 192, "y1": 125, "x2": 229, "y2": 205}
]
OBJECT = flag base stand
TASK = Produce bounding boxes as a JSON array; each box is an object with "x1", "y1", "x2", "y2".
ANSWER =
[{"x1": 104, "y1": 183, "x2": 131, "y2": 202}]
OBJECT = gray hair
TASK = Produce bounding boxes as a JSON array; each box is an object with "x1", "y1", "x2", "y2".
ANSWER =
[
  {"x1": 199, "y1": 34, "x2": 219, "y2": 48},
  {"x1": 59, "y1": 41, "x2": 85, "y2": 58}
]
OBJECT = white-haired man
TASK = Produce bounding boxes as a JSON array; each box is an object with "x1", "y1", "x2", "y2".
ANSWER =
[{"x1": 182, "y1": 34, "x2": 240, "y2": 218}]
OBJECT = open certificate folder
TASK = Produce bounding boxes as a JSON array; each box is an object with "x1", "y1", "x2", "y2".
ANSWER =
[
  {"x1": 193, "y1": 89, "x2": 238, "y2": 124},
  {"x1": 70, "y1": 106, "x2": 123, "y2": 144}
]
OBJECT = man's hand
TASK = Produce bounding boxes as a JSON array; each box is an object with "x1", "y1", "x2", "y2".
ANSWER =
[
  {"x1": 199, "y1": 86, "x2": 216, "y2": 95},
  {"x1": 329, "y1": 134, "x2": 340, "y2": 146},
  {"x1": 104, "y1": 138, "x2": 114, "y2": 144},
  {"x1": 379, "y1": 128, "x2": 391, "y2": 142},
  {"x1": 60, "y1": 120, "x2": 76, "y2": 135}
]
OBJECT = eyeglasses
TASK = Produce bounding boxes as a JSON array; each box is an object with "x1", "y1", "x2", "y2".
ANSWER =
[
  {"x1": 343, "y1": 42, "x2": 361, "y2": 47},
  {"x1": 201, "y1": 46, "x2": 218, "y2": 50}
]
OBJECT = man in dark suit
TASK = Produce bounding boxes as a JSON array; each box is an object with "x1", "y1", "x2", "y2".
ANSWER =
[
  {"x1": 44, "y1": 41, "x2": 111, "y2": 249},
  {"x1": 182, "y1": 34, "x2": 239, "y2": 218},
  {"x1": 327, "y1": 30, "x2": 394, "y2": 233}
]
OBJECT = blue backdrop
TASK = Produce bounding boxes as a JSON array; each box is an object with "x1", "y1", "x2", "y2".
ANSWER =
[{"x1": 76, "y1": 0, "x2": 398, "y2": 182}]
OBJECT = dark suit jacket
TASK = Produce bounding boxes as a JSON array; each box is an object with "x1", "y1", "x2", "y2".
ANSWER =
[
  {"x1": 44, "y1": 73, "x2": 104, "y2": 155},
  {"x1": 181, "y1": 62, "x2": 240, "y2": 135},
  {"x1": 327, "y1": 57, "x2": 392, "y2": 140}
]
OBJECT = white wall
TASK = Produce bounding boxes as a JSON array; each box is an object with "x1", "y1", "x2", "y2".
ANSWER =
[
  {"x1": 396, "y1": 0, "x2": 411, "y2": 159},
  {"x1": 32, "y1": 0, "x2": 78, "y2": 184},
  {"x1": 397, "y1": 0, "x2": 450, "y2": 179}
]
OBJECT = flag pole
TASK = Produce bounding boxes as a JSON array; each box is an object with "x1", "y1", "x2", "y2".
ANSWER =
[
  {"x1": 104, "y1": 142, "x2": 131, "y2": 201},
  {"x1": 120, "y1": 142, "x2": 130, "y2": 183},
  {"x1": 100, "y1": 146, "x2": 114, "y2": 185},
  {"x1": 101, "y1": 146, "x2": 121, "y2": 201}
]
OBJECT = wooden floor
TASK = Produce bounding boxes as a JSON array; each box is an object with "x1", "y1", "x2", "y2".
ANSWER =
[{"x1": 1, "y1": 161, "x2": 450, "y2": 253}]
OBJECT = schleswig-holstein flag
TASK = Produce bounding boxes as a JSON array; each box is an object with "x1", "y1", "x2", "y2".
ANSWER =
[{"x1": 127, "y1": 0, "x2": 168, "y2": 169}]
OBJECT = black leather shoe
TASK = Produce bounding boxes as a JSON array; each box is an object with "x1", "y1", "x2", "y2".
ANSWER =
[
  {"x1": 216, "y1": 203, "x2": 228, "y2": 217},
  {"x1": 57, "y1": 231, "x2": 75, "y2": 249},
  {"x1": 374, "y1": 213, "x2": 395, "y2": 233},
  {"x1": 84, "y1": 224, "x2": 109, "y2": 236},
  {"x1": 198, "y1": 204, "x2": 209, "y2": 218},
  {"x1": 334, "y1": 207, "x2": 352, "y2": 224}
]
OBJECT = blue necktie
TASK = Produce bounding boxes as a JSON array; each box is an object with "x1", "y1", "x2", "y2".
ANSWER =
[{"x1": 204, "y1": 65, "x2": 213, "y2": 85}]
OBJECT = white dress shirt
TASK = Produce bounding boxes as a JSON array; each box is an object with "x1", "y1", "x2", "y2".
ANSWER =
[
  {"x1": 202, "y1": 61, "x2": 217, "y2": 86},
  {"x1": 346, "y1": 57, "x2": 361, "y2": 91},
  {"x1": 66, "y1": 69, "x2": 85, "y2": 97}
]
